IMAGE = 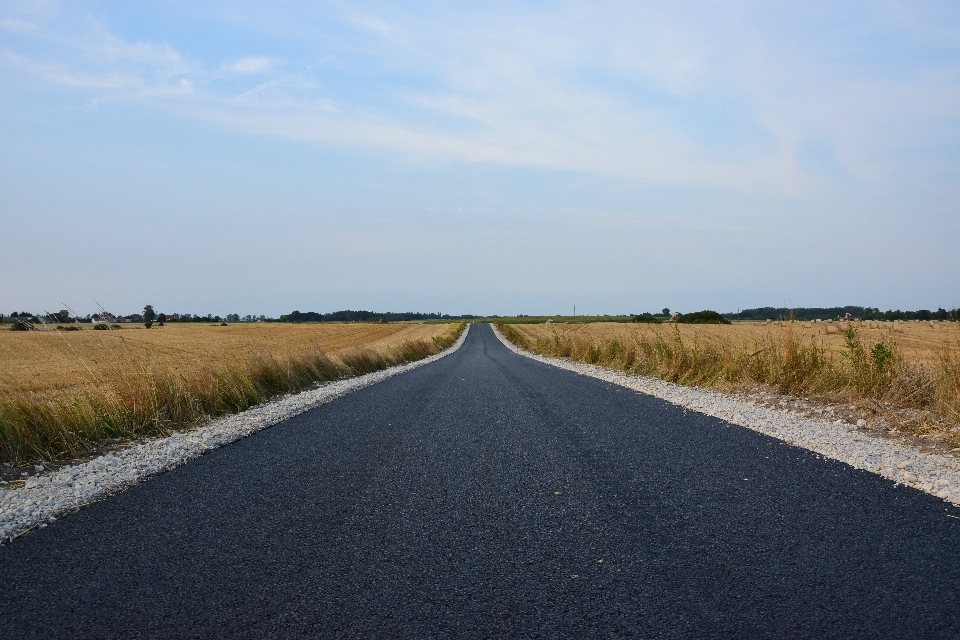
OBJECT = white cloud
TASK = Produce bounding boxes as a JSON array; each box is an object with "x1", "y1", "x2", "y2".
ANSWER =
[
  {"x1": 4, "y1": 2, "x2": 960, "y2": 197},
  {"x1": 2, "y1": 15, "x2": 197, "y2": 99},
  {"x1": 231, "y1": 56, "x2": 278, "y2": 74},
  {"x1": 140, "y1": 77, "x2": 194, "y2": 97},
  {"x1": 0, "y1": 17, "x2": 37, "y2": 33},
  {"x1": 4, "y1": 49, "x2": 128, "y2": 88}
]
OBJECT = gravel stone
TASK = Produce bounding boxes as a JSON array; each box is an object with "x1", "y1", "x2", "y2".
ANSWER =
[
  {"x1": 491, "y1": 324, "x2": 960, "y2": 506},
  {"x1": 0, "y1": 325, "x2": 470, "y2": 544}
]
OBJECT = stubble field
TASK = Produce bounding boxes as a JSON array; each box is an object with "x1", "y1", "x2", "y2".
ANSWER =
[
  {"x1": 511, "y1": 320, "x2": 958, "y2": 364},
  {"x1": 1, "y1": 322, "x2": 453, "y2": 393}
]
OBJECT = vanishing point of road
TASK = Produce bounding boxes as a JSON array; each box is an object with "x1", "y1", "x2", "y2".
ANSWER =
[{"x1": 3, "y1": 324, "x2": 960, "y2": 638}]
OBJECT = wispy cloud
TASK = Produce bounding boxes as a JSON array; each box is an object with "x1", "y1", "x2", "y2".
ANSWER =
[
  {"x1": 1, "y1": 12, "x2": 196, "y2": 99},
  {"x1": 3, "y1": 2, "x2": 960, "y2": 196},
  {"x1": 231, "y1": 56, "x2": 281, "y2": 74},
  {"x1": 0, "y1": 17, "x2": 37, "y2": 33},
  {"x1": 5, "y1": 49, "x2": 124, "y2": 88}
]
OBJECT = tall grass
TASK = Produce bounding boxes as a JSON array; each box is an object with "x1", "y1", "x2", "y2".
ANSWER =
[
  {"x1": 498, "y1": 321, "x2": 960, "y2": 425},
  {"x1": 0, "y1": 323, "x2": 464, "y2": 465}
]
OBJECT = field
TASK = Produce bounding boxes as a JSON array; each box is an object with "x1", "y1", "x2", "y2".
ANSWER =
[
  {"x1": 510, "y1": 320, "x2": 958, "y2": 364},
  {"x1": 500, "y1": 320, "x2": 960, "y2": 444},
  {"x1": 0, "y1": 322, "x2": 463, "y2": 465},
  {"x1": 1, "y1": 322, "x2": 454, "y2": 393}
]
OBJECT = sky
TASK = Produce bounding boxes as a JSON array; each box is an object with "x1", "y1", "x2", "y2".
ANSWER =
[{"x1": 2, "y1": 1, "x2": 959, "y2": 317}]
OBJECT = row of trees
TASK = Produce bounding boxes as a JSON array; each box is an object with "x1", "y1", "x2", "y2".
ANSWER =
[
  {"x1": 3, "y1": 307, "x2": 266, "y2": 328},
  {"x1": 632, "y1": 310, "x2": 730, "y2": 324},
  {"x1": 166, "y1": 313, "x2": 265, "y2": 322},
  {"x1": 723, "y1": 306, "x2": 958, "y2": 322},
  {"x1": 4, "y1": 310, "x2": 88, "y2": 325},
  {"x1": 279, "y1": 310, "x2": 477, "y2": 322},
  {"x1": 8, "y1": 305, "x2": 958, "y2": 327},
  {"x1": 123, "y1": 308, "x2": 271, "y2": 325}
]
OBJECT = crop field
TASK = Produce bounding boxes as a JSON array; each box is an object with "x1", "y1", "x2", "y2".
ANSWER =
[
  {"x1": 1, "y1": 322, "x2": 453, "y2": 393},
  {"x1": 511, "y1": 320, "x2": 959, "y2": 364},
  {"x1": 501, "y1": 320, "x2": 960, "y2": 442},
  {"x1": 0, "y1": 322, "x2": 463, "y2": 464}
]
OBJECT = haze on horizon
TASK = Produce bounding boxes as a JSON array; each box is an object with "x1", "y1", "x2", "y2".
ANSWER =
[{"x1": 2, "y1": 1, "x2": 958, "y2": 318}]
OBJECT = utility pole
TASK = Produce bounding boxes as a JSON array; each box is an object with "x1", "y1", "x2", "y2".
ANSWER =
[{"x1": 574, "y1": 305, "x2": 576, "y2": 318}]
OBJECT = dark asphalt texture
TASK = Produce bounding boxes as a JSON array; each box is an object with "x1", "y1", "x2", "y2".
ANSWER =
[{"x1": 3, "y1": 323, "x2": 960, "y2": 638}]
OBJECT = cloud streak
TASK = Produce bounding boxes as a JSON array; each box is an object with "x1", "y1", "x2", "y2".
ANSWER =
[
  {"x1": 3, "y1": 1, "x2": 960, "y2": 197},
  {"x1": 231, "y1": 56, "x2": 281, "y2": 74}
]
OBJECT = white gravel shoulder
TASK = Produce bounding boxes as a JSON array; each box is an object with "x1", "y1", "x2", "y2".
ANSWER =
[
  {"x1": 491, "y1": 323, "x2": 960, "y2": 506},
  {"x1": 0, "y1": 324, "x2": 470, "y2": 544}
]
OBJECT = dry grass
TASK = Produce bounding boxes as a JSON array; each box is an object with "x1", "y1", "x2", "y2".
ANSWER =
[
  {"x1": 500, "y1": 320, "x2": 960, "y2": 444},
  {"x1": 0, "y1": 322, "x2": 464, "y2": 464}
]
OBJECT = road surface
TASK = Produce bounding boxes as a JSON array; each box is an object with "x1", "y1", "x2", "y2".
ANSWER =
[{"x1": 3, "y1": 324, "x2": 960, "y2": 638}]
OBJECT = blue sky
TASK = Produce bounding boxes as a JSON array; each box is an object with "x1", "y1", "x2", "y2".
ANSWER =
[{"x1": 2, "y1": 1, "x2": 959, "y2": 317}]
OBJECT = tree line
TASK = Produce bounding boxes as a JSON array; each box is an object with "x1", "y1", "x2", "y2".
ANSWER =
[
  {"x1": 279, "y1": 310, "x2": 479, "y2": 322},
  {"x1": 722, "y1": 306, "x2": 958, "y2": 321}
]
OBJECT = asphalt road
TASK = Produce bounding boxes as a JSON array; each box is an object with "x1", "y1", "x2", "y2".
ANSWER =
[{"x1": 3, "y1": 323, "x2": 960, "y2": 638}]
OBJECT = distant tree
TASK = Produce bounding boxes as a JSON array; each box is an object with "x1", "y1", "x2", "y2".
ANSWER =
[
  {"x1": 675, "y1": 310, "x2": 730, "y2": 325},
  {"x1": 661, "y1": 308, "x2": 670, "y2": 316},
  {"x1": 51, "y1": 309, "x2": 71, "y2": 323},
  {"x1": 143, "y1": 305, "x2": 157, "y2": 328}
]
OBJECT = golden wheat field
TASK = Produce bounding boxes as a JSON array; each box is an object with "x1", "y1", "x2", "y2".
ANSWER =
[
  {"x1": 0, "y1": 322, "x2": 453, "y2": 394},
  {"x1": 510, "y1": 320, "x2": 960, "y2": 365}
]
